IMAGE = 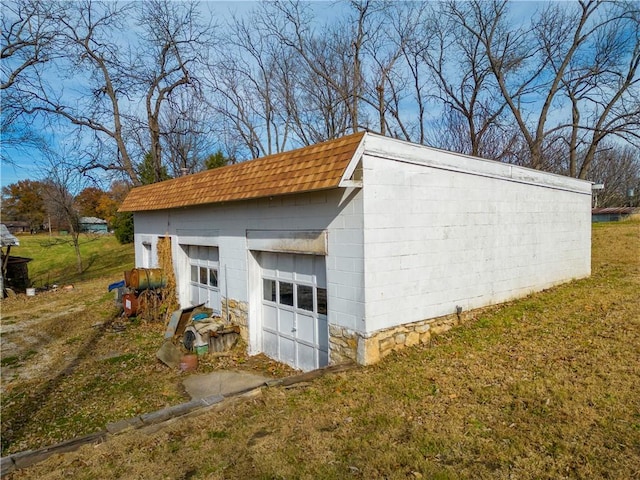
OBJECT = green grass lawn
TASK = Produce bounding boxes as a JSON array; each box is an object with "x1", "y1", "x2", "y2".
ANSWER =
[{"x1": 12, "y1": 233, "x2": 134, "y2": 287}]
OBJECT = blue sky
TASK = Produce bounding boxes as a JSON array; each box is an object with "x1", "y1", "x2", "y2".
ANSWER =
[
  {"x1": 0, "y1": 0, "x2": 255, "y2": 190},
  {"x1": 1, "y1": 161, "x2": 40, "y2": 189},
  {"x1": 0, "y1": 0, "x2": 554, "y2": 191}
]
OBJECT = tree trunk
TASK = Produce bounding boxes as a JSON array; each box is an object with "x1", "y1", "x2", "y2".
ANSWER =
[{"x1": 69, "y1": 225, "x2": 83, "y2": 274}]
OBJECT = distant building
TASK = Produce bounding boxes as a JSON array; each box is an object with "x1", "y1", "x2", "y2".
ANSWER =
[
  {"x1": 592, "y1": 207, "x2": 639, "y2": 223},
  {"x1": 79, "y1": 217, "x2": 108, "y2": 233},
  {"x1": 3, "y1": 221, "x2": 30, "y2": 234},
  {"x1": 1, "y1": 224, "x2": 32, "y2": 294}
]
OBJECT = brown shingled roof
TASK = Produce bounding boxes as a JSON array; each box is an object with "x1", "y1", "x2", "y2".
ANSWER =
[{"x1": 119, "y1": 132, "x2": 366, "y2": 212}]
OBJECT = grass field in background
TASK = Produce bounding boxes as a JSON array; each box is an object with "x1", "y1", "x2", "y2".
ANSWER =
[{"x1": 11, "y1": 233, "x2": 134, "y2": 287}]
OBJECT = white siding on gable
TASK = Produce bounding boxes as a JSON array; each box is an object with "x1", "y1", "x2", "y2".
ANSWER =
[{"x1": 360, "y1": 151, "x2": 591, "y2": 334}]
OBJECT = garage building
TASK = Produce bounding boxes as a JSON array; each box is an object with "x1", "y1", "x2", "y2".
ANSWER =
[{"x1": 120, "y1": 132, "x2": 592, "y2": 370}]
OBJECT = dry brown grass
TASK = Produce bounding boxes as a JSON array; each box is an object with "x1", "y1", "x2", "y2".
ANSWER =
[
  {"x1": 1, "y1": 282, "x2": 295, "y2": 457},
  {"x1": 4, "y1": 220, "x2": 640, "y2": 479}
]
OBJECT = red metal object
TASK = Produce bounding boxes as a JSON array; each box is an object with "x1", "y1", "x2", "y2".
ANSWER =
[
  {"x1": 123, "y1": 292, "x2": 138, "y2": 317},
  {"x1": 180, "y1": 354, "x2": 198, "y2": 372}
]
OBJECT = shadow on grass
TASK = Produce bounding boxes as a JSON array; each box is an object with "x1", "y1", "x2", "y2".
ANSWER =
[{"x1": 1, "y1": 314, "x2": 118, "y2": 455}]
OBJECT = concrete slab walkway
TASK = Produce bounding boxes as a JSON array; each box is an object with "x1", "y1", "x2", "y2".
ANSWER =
[{"x1": 182, "y1": 371, "x2": 272, "y2": 399}]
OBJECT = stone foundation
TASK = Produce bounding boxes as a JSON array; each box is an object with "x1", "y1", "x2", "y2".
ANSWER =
[
  {"x1": 221, "y1": 298, "x2": 249, "y2": 341},
  {"x1": 330, "y1": 310, "x2": 474, "y2": 366},
  {"x1": 329, "y1": 326, "x2": 359, "y2": 364}
]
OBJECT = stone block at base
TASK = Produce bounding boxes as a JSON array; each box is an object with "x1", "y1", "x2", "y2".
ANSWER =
[{"x1": 331, "y1": 310, "x2": 473, "y2": 366}]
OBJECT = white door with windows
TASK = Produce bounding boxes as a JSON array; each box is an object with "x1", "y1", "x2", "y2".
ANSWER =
[
  {"x1": 186, "y1": 245, "x2": 221, "y2": 313},
  {"x1": 261, "y1": 252, "x2": 328, "y2": 371}
]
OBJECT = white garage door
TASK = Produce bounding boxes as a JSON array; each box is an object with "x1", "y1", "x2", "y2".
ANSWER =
[
  {"x1": 261, "y1": 253, "x2": 328, "y2": 371},
  {"x1": 185, "y1": 245, "x2": 221, "y2": 313}
]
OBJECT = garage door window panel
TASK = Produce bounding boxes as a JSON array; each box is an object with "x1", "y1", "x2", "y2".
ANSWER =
[
  {"x1": 297, "y1": 284, "x2": 314, "y2": 311},
  {"x1": 185, "y1": 245, "x2": 220, "y2": 311},
  {"x1": 279, "y1": 281, "x2": 294, "y2": 306},
  {"x1": 209, "y1": 269, "x2": 218, "y2": 287},
  {"x1": 260, "y1": 253, "x2": 328, "y2": 371}
]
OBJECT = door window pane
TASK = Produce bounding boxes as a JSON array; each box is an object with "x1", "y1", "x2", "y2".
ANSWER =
[
  {"x1": 279, "y1": 281, "x2": 294, "y2": 306},
  {"x1": 209, "y1": 269, "x2": 218, "y2": 287},
  {"x1": 297, "y1": 284, "x2": 313, "y2": 311},
  {"x1": 317, "y1": 287, "x2": 327, "y2": 315},
  {"x1": 199, "y1": 266, "x2": 207, "y2": 285},
  {"x1": 263, "y1": 279, "x2": 276, "y2": 302},
  {"x1": 191, "y1": 265, "x2": 198, "y2": 282}
]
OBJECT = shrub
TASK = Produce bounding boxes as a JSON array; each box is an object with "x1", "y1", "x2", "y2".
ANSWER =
[{"x1": 113, "y1": 211, "x2": 134, "y2": 244}]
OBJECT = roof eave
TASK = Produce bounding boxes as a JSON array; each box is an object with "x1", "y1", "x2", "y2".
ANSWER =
[{"x1": 121, "y1": 184, "x2": 353, "y2": 213}]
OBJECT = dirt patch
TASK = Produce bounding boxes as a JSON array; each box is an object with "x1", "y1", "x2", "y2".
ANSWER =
[{"x1": 1, "y1": 285, "x2": 100, "y2": 390}]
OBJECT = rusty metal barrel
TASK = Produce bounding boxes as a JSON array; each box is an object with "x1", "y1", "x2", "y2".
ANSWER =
[
  {"x1": 128, "y1": 268, "x2": 167, "y2": 290},
  {"x1": 123, "y1": 292, "x2": 138, "y2": 317}
]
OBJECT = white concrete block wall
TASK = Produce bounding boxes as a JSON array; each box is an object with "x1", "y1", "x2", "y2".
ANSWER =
[
  {"x1": 131, "y1": 133, "x2": 592, "y2": 362},
  {"x1": 133, "y1": 188, "x2": 367, "y2": 347},
  {"x1": 361, "y1": 141, "x2": 591, "y2": 334}
]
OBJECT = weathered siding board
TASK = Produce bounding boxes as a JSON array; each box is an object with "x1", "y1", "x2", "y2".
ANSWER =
[{"x1": 360, "y1": 145, "x2": 591, "y2": 334}]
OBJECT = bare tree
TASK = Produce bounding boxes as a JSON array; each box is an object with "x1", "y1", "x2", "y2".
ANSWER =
[
  {"x1": 384, "y1": 2, "x2": 433, "y2": 143},
  {"x1": 554, "y1": 2, "x2": 640, "y2": 178},
  {"x1": 209, "y1": 12, "x2": 291, "y2": 158},
  {"x1": 9, "y1": 0, "x2": 141, "y2": 183},
  {"x1": 416, "y1": 2, "x2": 512, "y2": 158},
  {"x1": 3, "y1": 0, "x2": 216, "y2": 185},
  {"x1": 587, "y1": 144, "x2": 640, "y2": 207},
  {"x1": 358, "y1": 1, "x2": 404, "y2": 137},
  {"x1": 258, "y1": 0, "x2": 364, "y2": 140},
  {"x1": 4, "y1": 0, "x2": 638, "y2": 184},
  {"x1": 0, "y1": 0, "x2": 60, "y2": 90},
  {"x1": 209, "y1": 0, "x2": 372, "y2": 155},
  {"x1": 161, "y1": 90, "x2": 216, "y2": 176},
  {"x1": 291, "y1": 26, "x2": 356, "y2": 141},
  {"x1": 0, "y1": 0, "x2": 62, "y2": 163},
  {"x1": 132, "y1": 0, "x2": 214, "y2": 182},
  {"x1": 41, "y1": 149, "x2": 88, "y2": 274},
  {"x1": 453, "y1": 0, "x2": 640, "y2": 176}
]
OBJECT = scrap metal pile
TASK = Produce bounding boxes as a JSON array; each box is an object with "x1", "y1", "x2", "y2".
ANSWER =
[{"x1": 109, "y1": 268, "x2": 240, "y2": 370}]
